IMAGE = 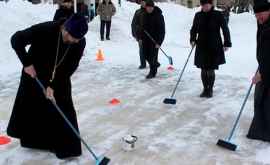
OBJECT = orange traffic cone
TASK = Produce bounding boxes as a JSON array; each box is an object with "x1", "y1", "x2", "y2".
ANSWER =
[
  {"x1": 96, "y1": 49, "x2": 104, "y2": 61},
  {"x1": 109, "y1": 98, "x2": 121, "y2": 105},
  {"x1": 0, "y1": 136, "x2": 11, "y2": 145}
]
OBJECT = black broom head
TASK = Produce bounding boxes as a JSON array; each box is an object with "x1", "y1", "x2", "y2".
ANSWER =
[
  {"x1": 216, "y1": 139, "x2": 237, "y2": 151},
  {"x1": 97, "y1": 157, "x2": 110, "y2": 165},
  {"x1": 163, "y1": 98, "x2": 177, "y2": 105}
]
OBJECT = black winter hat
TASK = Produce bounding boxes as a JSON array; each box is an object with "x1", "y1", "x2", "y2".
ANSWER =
[
  {"x1": 64, "y1": 13, "x2": 88, "y2": 39},
  {"x1": 253, "y1": 0, "x2": 270, "y2": 13},
  {"x1": 145, "y1": 0, "x2": 154, "y2": 7},
  {"x1": 200, "y1": 0, "x2": 213, "y2": 5}
]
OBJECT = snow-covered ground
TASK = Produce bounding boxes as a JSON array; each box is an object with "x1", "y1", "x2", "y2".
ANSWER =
[{"x1": 0, "y1": 0, "x2": 268, "y2": 165}]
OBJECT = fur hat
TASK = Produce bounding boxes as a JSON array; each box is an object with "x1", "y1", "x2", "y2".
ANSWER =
[{"x1": 64, "y1": 13, "x2": 88, "y2": 39}]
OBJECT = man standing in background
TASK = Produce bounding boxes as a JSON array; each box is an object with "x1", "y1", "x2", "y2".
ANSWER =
[{"x1": 97, "y1": 0, "x2": 116, "y2": 40}]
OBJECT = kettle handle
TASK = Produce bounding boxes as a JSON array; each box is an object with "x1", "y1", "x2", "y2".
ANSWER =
[{"x1": 131, "y1": 135, "x2": 138, "y2": 142}]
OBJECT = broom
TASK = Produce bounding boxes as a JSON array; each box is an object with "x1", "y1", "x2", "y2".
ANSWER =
[
  {"x1": 217, "y1": 82, "x2": 254, "y2": 151},
  {"x1": 163, "y1": 45, "x2": 195, "y2": 104},
  {"x1": 35, "y1": 78, "x2": 110, "y2": 165}
]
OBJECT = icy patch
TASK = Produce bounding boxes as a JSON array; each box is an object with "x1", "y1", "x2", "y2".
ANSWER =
[
  {"x1": 0, "y1": 120, "x2": 7, "y2": 134},
  {"x1": 256, "y1": 147, "x2": 270, "y2": 164}
]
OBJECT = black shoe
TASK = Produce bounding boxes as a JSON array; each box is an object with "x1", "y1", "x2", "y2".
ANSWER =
[
  {"x1": 101, "y1": 38, "x2": 104, "y2": 41},
  {"x1": 152, "y1": 68, "x2": 157, "y2": 76},
  {"x1": 200, "y1": 89, "x2": 208, "y2": 98},
  {"x1": 106, "y1": 37, "x2": 110, "y2": 40},
  {"x1": 206, "y1": 88, "x2": 213, "y2": 98},
  {"x1": 138, "y1": 65, "x2": 146, "y2": 69},
  {"x1": 200, "y1": 88, "x2": 213, "y2": 98},
  {"x1": 157, "y1": 62, "x2": 161, "y2": 68},
  {"x1": 146, "y1": 73, "x2": 155, "y2": 79}
]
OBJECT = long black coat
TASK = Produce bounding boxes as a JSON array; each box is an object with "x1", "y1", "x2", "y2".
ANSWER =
[
  {"x1": 131, "y1": 7, "x2": 144, "y2": 40},
  {"x1": 256, "y1": 18, "x2": 270, "y2": 89},
  {"x1": 190, "y1": 8, "x2": 232, "y2": 69},
  {"x1": 247, "y1": 18, "x2": 270, "y2": 142},
  {"x1": 7, "y1": 21, "x2": 85, "y2": 159},
  {"x1": 141, "y1": 6, "x2": 165, "y2": 46}
]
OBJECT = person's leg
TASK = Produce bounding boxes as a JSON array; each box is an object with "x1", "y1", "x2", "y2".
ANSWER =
[
  {"x1": 200, "y1": 69, "x2": 215, "y2": 98},
  {"x1": 106, "y1": 21, "x2": 111, "y2": 40},
  {"x1": 142, "y1": 42, "x2": 153, "y2": 79},
  {"x1": 138, "y1": 43, "x2": 146, "y2": 69},
  {"x1": 146, "y1": 46, "x2": 158, "y2": 79},
  {"x1": 200, "y1": 69, "x2": 208, "y2": 97},
  {"x1": 206, "y1": 70, "x2": 215, "y2": 97},
  {"x1": 100, "y1": 20, "x2": 105, "y2": 40},
  {"x1": 152, "y1": 47, "x2": 159, "y2": 76}
]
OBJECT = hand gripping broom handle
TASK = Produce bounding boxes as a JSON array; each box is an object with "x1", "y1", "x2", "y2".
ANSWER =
[
  {"x1": 35, "y1": 77, "x2": 99, "y2": 160},
  {"x1": 143, "y1": 30, "x2": 170, "y2": 59}
]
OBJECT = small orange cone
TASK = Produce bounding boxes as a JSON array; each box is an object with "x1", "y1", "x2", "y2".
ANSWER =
[
  {"x1": 96, "y1": 49, "x2": 104, "y2": 61},
  {"x1": 109, "y1": 98, "x2": 121, "y2": 105},
  {"x1": 0, "y1": 136, "x2": 11, "y2": 145},
  {"x1": 167, "y1": 65, "x2": 174, "y2": 71}
]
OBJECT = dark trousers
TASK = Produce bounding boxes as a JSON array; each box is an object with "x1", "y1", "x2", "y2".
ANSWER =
[
  {"x1": 138, "y1": 42, "x2": 146, "y2": 67},
  {"x1": 100, "y1": 20, "x2": 111, "y2": 39},
  {"x1": 142, "y1": 42, "x2": 160, "y2": 75},
  {"x1": 247, "y1": 82, "x2": 270, "y2": 141},
  {"x1": 201, "y1": 69, "x2": 215, "y2": 90}
]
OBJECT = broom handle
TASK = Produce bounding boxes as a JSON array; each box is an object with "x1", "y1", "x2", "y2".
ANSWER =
[
  {"x1": 227, "y1": 82, "x2": 254, "y2": 141},
  {"x1": 35, "y1": 78, "x2": 99, "y2": 160},
  {"x1": 227, "y1": 68, "x2": 259, "y2": 141},
  {"x1": 170, "y1": 46, "x2": 195, "y2": 98}
]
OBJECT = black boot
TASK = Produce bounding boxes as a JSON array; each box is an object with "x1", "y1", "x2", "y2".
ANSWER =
[
  {"x1": 200, "y1": 88, "x2": 208, "y2": 97},
  {"x1": 138, "y1": 65, "x2": 146, "y2": 69},
  {"x1": 207, "y1": 88, "x2": 213, "y2": 98},
  {"x1": 206, "y1": 70, "x2": 215, "y2": 98},
  {"x1": 146, "y1": 67, "x2": 157, "y2": 79},
  {"x1": 146, "y1": 73, "x2": 155, "y2": 79},
  {"x1": 152, "y1": 67, "x2": 157, "y2": 77},
  {"x1": 156, "y1": 62, "x2": 161, "y2": 68},
  {"x1": 200, "y1": 70, "x2": 208, "y2": 98}
]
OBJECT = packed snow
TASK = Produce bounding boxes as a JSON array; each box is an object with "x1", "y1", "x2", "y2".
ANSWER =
[{"x1": 0, "y1": 0, "x2": 268, "y2": 165}]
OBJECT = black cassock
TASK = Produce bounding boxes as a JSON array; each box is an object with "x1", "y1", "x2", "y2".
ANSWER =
[
  {"x1": 7, "y1": 21, "x2": 85, "y2": 159},
  {"x1": 247, "y1": 18, "x2": 270, "y2": 142}
]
